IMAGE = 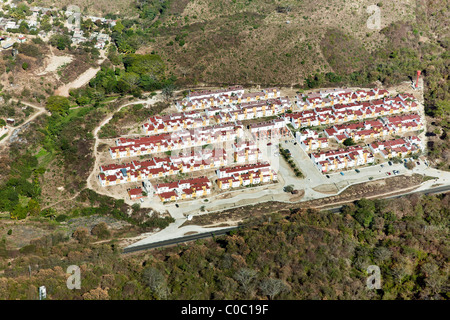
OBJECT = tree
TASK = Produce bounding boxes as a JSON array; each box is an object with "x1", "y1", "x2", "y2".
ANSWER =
[
  {"x1": 373, "y1": 246, "x2": 392, "y2": 263},
  {"x1": 113, "y1": 20, "x2": 125, "y2": 33},
  {"x1": 405, "y1": 161, "x2": 416, "y2": 170},
  {"x1": 22, "y1": 62, "x2": 29, "y2": 70},
  {"x1": 91, "y1": 222, "x2": 111, "y2": 239},
  {"x1": 162, "y1": 84, "x2": 175, "y2": 101},
  {"x1": 343, "y1": 137, "x2": 356, "y2": 146},
  {"x1": 10, "y1": 204, "x2": 28, "y2": 220},
  {"x1": 117, "y1": 72, "x2": 140, "y2": 93},
  {"x1": 234, "y1": 268, "x2": 258, "y2": 295},
  {"x1": 73, "y1": 227, "x2": 90, "y2": 244},
  {"x1": 259, "y1": 278, "x2": 289, "y2": 300},
  {"x1": 49, "y1": 34, "x2": 71, "y2": 50},
  {"x1": 45, "y1": 96, "x2": 70, "y2": 115},
  {"x1": 142, "y1": 267, "x2": 169, "y2": 299},
  {"x1": 27, "y1": 199, "x2": 40, "y2": 216},
  {"x1": 284, "y1": 185, "x2": 294, "y2": 193}
]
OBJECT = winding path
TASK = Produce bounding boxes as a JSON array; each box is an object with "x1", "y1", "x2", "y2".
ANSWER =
[
  {"x1": 54, "y1": 50, "x2": 107, "y2": 97},
  {"x1": 0, "y1": 100, "x2": 50, "y2": 148}
]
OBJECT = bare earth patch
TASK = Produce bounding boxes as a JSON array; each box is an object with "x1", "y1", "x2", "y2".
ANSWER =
[
  {"x1": 313, "y1": 184, "x2": 339, "y2": 194},
  {"x1": 37, "y1": 55, "x2": 73, "y2": 75}
]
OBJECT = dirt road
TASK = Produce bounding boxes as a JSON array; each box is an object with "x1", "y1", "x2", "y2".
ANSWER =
[
  {"x1": 85, "y1": 95, "x2": 164, "y2": 202},
  {"x1": 54, "y1": 50, "x2": 107, "y2": 97},
  {"x1": 0, "y1": 100, "x2": 50, "y2": 148}
]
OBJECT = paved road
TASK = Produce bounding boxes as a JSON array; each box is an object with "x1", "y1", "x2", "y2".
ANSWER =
[
  {"x1": 123, "y1": 184, "x2": 450, "y2": 254},
  {"x1": 123, "y1": 226, "x2": 239, "y2": 254}
]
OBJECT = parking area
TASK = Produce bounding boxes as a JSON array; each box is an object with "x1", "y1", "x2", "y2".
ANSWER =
[{"x1": 279, "y1": 138, "x2": 327, "y2": 187}]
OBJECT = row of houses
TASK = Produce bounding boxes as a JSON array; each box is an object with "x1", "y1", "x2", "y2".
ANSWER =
[
  {"x1": 286, "y1": 94, "x2": 419, "y2": 129},
  {"x1": 296, "y1": 112, "x2": 422, "y2": 153},
  {"x1": 215, "y1": 162, "x2": 278, "y2": 190},
  {"x1": 296, "y1": 88, "x2": 392, "y2": 110},
  {"x1": 210, "y1": 97, "x2": 291, "y2": 123},
  {"x1": 99, "y1": 147, "x2": 231, "y2": 186},
  {"x1": 232, "y1": 140, "x2": 263, "y2": 163},
  {"x1": 176, "y1": 87, "x2": 283, "y2": 111},
  {"x1": 368, "y1": 136, "x2": 424, "y2": 159},
  {"x1": 110, "y1": 122, "x2": 245, "y2": 159},
  {"x1": 154, "y1": 177, "x2": 212, "y2": 202},
  {"x1": 310, "y1": 146, "x2": 375, "y2": 172},
  {"x1": 142, "y1": 112, "x2": 210, "y2": 135},
  {"x1": 297, "y1": 134, "x2": 329, "y2": 151},
  {"x1": 324, "y1": 114, "x2": 422, "y2": 143},
  {"x1": 100, "y1": 138, "x2": 269, "y2": 187},
  {"x1": 247, "y1": 118, "x2": 290, "y2": 140}
]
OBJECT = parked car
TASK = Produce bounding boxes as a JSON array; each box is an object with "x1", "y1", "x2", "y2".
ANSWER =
[
  {"x1": 326, "y1": 174, "x2": 330, "y2": 178},
  {"x1": 355, "y1": 169, "x2": 360, "y2": 173},
  {"x1": 388, "y1": 161, "x2": 393, "y2": 166},
  {"x1": 380, "y1": 164, "x2": 384, "y2": 168},
  {"x1": 340, "y1": 172, "x2": 345, "y2": 176},
  {"x1": 386, "y1": 172, "x2": 391, "y2": 176},
  {"x1": 417, "y1": 161, "x2": 420, "y2": 165},
  {"x1": 294, "y1": 142, "x2": 297, "y2": 145}
]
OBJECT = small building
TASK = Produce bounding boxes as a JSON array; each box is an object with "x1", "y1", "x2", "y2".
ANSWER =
[
  {"x1": 17, "y1": 35, "x2": 26, "y2": 43},
  {"x1": 6, "y1": 118, "x2": 15, "y2": 125},
  {"x1": 128, "y1": 187, "x2": 144, "y2": 200}
]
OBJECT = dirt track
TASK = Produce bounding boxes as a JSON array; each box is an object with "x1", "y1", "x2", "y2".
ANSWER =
[{"x1": 54, "y1": 50, "x2": 106, "y2": 96}]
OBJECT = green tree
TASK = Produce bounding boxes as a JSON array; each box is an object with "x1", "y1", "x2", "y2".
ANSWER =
[
  {"x1": 10, "y1": 204, "x2": 28, "y2": 220},
  {"x1": 45, "y1": 96, "x2": 70, "y2": 115},
  {"x1": 343, "y1": 137, "x2": 356, "y2": 146},
  {"x1": 27, "y1": 199, "x2": 40, "y2": 216}
]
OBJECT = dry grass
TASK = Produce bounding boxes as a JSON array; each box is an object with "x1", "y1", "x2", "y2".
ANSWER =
[
  {"x1": 34, "y1": 0, "x2": 137, "y2": 16},
  {"x1": 147, "y1": 0, "x2": 417, "y2": 86}
]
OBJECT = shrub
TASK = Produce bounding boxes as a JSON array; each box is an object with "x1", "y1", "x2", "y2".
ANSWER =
[
  {"x1": 91, "y1": 222, "x2": 111, "y2": 239},
  {"x1": 55, "y1": 214, "x2": 68, "y2": 222}
]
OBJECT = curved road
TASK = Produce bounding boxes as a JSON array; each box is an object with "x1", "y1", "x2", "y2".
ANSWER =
[
  {"x1": 0, "y1": 100, "x2": 50, "y2": 148},
  {"x1": 122, "y1": 184, "x2": 450, "y2": 254}
]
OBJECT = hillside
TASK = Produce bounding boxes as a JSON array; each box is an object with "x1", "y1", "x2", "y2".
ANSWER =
[
  {"x1": 138, "y1": 0, "x2": 447, "y2": 86},
  {"x1": 0, "y1": 194, "x2": 448, "y2": 300},
  {"x1": 29, "y1": 0, "x2": 138, "y2": 16}
]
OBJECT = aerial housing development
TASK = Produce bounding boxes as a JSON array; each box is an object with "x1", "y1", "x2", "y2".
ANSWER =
[
  {"x1": 94, "y1": 83, "x2": 427, "y2": 206},
  {"x1": 97, "y1": 86, "x2": 293, "y2": 202}
]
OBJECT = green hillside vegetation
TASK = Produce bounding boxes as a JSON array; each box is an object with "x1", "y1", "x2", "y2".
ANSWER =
[{"x1": 0, "y1": 194, "x2": 448, "y2": 300}]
